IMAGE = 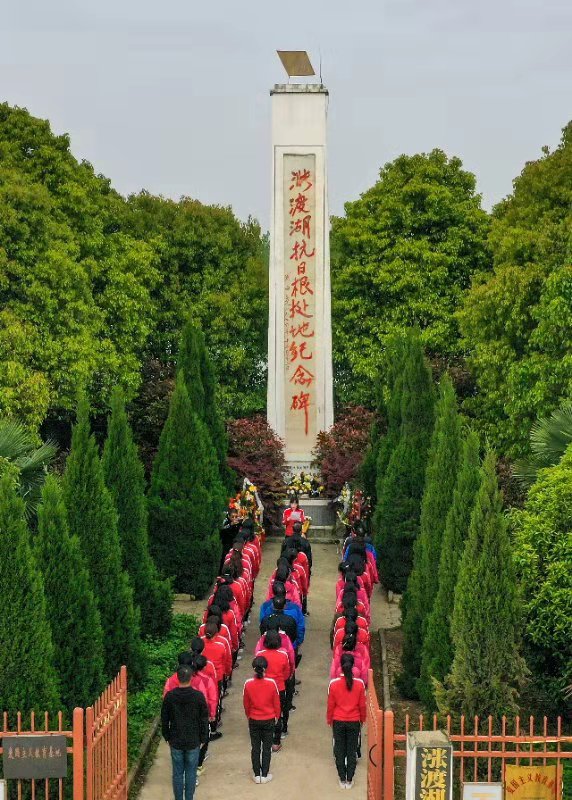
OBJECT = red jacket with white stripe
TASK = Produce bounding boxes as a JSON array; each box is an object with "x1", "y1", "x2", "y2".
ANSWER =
[
  {"x1": 255, "y1": 648, "x2": 291, "y2": 692},
  {"x1": 327, "y1": 676, "x2": 366, "y2": 724},
  {"x1": 243, "y1": 677, "x2": 281, "y2": 721}
]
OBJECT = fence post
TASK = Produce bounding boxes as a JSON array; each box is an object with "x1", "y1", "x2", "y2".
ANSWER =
[
  {"x1": 377, "y1": 705, "x2": 384, "y2": 800},
  {"x1": 85, "y1": 705, "x2": 93, "y2": 800},
  {"x1": 383, "y1": 710, "x2": 395, "y2": 800},
  {"x1": 72, "y1": 707, "x2": 84, "y2": 800}
]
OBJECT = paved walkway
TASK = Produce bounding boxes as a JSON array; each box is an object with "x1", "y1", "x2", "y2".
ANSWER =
[{"x1": 140, "y1": 540, "x2": 393, "y2": 800}]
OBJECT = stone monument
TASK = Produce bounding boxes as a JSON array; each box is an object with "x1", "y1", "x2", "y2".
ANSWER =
[{"x1": 267, "y1": 53, "x2": 334, "y2": 477}]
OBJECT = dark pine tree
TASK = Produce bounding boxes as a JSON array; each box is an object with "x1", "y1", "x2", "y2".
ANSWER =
[
  {"x1": 420, "y1": 430, "x2": 481, "y2": 709},
  {"x1": 36, "y1": 474, "x2": 106, "y2": 709},
  {"x1": 436, "y1": 452, "x2": 527, "y2": 719},
  {"x1": 375, "y1": 331, "x2": 434, "y2": 593},
  {"x1": 102, "y1": 387, "x2": 172, "y2": 637},
  {"x1": 399, "y1": 375, "x2": 461, "y2": 699},
  {"x1": 0, "y1": 472, "x2": 60, "y2": 716},
  {"x1": 62, "y1": 396, "x2": 146, "y2": 685},
  {"x1": 178, "y1": 319, "x2": 205, "y2": 418},
  {"x1": 197, "y1": 327, "x2": 234, "y2": 492},
  {"x1": 148, "y1": 372, "x2": 222, "y2": 597}
]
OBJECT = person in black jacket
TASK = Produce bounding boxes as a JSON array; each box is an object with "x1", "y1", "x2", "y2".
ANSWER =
[{"x1": 162, "y1": 665, "x2": 209, "y2": 800}]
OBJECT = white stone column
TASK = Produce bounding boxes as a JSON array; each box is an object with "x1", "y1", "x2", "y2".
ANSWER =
[{"x1": 267, "y1": 84, "x2": 334, "y2": 473}]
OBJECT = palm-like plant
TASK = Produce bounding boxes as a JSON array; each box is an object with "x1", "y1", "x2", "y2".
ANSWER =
[
  {"x1": 0, "y1": 420, "x2": 57, "y2": 516},
  {"x1": 513, "y1": 402, "x2": 572, "y2": 486}
]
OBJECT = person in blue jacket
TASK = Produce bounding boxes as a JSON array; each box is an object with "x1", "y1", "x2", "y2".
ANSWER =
[{"x1": 259, "y1": 582, "x2": 305, "y2": 648}]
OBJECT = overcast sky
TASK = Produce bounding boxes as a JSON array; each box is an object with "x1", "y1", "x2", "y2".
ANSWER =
[{"x1": 2, "y1": 0, "x2": 571, "y2": 228}]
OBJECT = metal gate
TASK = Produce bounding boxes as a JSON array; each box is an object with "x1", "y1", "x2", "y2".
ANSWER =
[
  {"x1": 367, "y1": 669, "x2": 384, "y2": 800},
  {"x1": 86, "y1": 666, "x2": 128, "y2": 800}
]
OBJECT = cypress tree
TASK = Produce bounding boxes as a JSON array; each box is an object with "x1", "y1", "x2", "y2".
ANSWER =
[
  {"x1": 63, "y1": 396, "x2": 146, "y2": 685},
  {"x1": 102, "y1": 387, "x2": 172, "y2": 637},
  {"x1": 148, "y1": 372, "x2": 222, "y2": 597},
  {"x1": 420, "y1": 431, "x2": 481, "y2": 708},
  {"x1": 435, "y1": 452, "x2": 527, "y2": 719},
  {"x1": 373, "y1": 336, "x2": 409, "y2": 502},
  {"x1": 178, "y1": 320, "x2": 205, "y2": 418},
  {"x1": 399, "y1": 375, "x2": 461, "y2": 699},
  {"x1": 197, "y1": 328, "x2": 234, "y2": 492},
  {"x1": 375, "y1": 332, "x2": 434, "y2": 592},
  {"x1": 36, "y1": 474, "x2": 106, "y2": 709},
  {"x1": 0, "y1": 472, "x2": 60, "y2": 715}
]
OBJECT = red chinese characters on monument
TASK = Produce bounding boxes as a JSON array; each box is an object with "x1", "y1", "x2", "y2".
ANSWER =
[{"x1": 286, "y1": 162, "x2": 316, "y2": 437}]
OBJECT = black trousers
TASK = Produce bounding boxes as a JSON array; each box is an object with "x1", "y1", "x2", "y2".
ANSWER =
[
  {"x1": 248, "y1": 718, "x2": 275, "y2": 778},
  {"x1": 273, "y1": 690, "x2": 289, "y2": 744},
  {"x1": 332, "y1": 721, "x2": 361, "y2": 782},
  {"x1": 284, "y1": 675, "x2": 295, "y2": 730}
]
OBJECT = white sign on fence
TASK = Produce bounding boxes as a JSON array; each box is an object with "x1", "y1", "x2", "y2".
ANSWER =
[{"x1": 463, "y1": 783, "x2": 504, "y2": 800}]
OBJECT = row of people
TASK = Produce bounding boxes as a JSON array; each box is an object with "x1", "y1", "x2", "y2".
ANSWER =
[
  {"x1": 161, "y1": 518, "x2": 263, "y2": 800},
  {"x1": 327, "y1": 528, "x2": 379, "y2": 789},
  {"x1": 243, "y1": 523, "x2": 312, "y2": 783}
]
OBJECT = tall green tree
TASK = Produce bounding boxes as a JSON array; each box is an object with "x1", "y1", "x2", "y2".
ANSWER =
[
  {"x1": 510, "y1": 446, "x2": 572, "y2": 710},
  {"x1": 419, "y1": 430, "x2": 482, "y2": 709},
  {"x1": 0, "y1": 471, "x2": 60, "y2": 714},
  {"x1": 0, "y1": 104, "x2": 159, "y2": 430},
  {"x1": 102, "y1": 387, "x2": 172, "y2": 637},
  {"x1": 197, "y1": 327, "x2": 233, "y2": 491},
  {"x1": 331, "y1": 150, "x2": 491, "y2": 406},
  {"x1": 375, "y1": 332, "x2": 435, "y2": 592},
  {"x1": 122, "y1": 193, "x2": 269, "y2": 419},
  {"x1": 35, "y1": 475, "x2": 105, "y2": 709},
  {"x1": 400, "y1": 375, "x2": 462, "y2": 699},
  {"x1": 62, "y1": 396, "x2": 146, "y2": 684},
  {"x1": 459, "y1": 121, "x2": 572, "y2": 458},
  {"x1": 436, "y1": 453, "x2": 526, "y2": 718},
  {"x1": 148, "y1": 372, "x2": 221, "y2": 597}
]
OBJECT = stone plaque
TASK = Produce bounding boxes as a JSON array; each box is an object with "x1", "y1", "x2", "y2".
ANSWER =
[
  {"x1": 406, "y1": 731, "x2": 453, "y2": 800},
  {"x1": 3, "y1": 735, "x2": 67, "y2": 779}
]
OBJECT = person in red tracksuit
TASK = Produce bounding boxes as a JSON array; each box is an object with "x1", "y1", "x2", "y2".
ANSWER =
[
  {"x1": 256, "y1": 630, "x2": 291, "y2": 752},
  {"x1": 327, "y1": 653, "x2": 366, "y2": 790},
  {"x1": 243, "y1": 656, "x2": 281, "y2": 785},
  {"x1": 201, "y1": 622, "x2": 231, "y2": 726},
  {"x1": 282, "y1": 496, "x2": 306, "y2": 537}
]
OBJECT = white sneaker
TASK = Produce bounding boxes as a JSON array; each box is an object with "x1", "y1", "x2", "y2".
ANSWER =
[
  {"x1": 339, "y1": 780, "x2": 346, "y2": 789},
  {"x1": 252, "y1": 775, "x2": 261, "y2": 784},
  {"x1": 196, "y1": 778, "x2": 200, "y2": 786},
  {"x1": 346, "y1": 781, "x2": 354, "y2": 789},
  {"x1": 261, "y1": 774, "x2": 273, "y2": 784}
]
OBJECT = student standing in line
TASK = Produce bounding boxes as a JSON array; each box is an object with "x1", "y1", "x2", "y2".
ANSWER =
[
  {"x1": 161, "y1": 665, "x2": 209, "y2": 800},
  {"x1": 256, "y1": 630, "x2": 292, "y2": 751},
  {"x1": 327, "y1": 654, "x2": 366, "y2": 790},
  {"x1": 243, "y1": 656, "x2": 281, "y2": 784}
]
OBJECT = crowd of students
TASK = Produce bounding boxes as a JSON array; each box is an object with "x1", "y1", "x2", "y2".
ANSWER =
[
  {"x1": 161, "y1": 517, "x2": 262, "y2": 800},
  {"x1": 160, "y1": 502, "x2": 379, "y2": 798},
  {"x1": 244, "y1": 519, "x2": 312, "y2": 783},
  {"x1": 327, "y1": 526, "x2": 379, "y2": 789}
]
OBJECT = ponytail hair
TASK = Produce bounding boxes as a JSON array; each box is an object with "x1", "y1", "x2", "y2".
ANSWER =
[
  {"x1": 340, "y1": 653, "x2": 354, "y2": 691},
  {"x1": 252, "y1": 655, "x2": 268, "y2": 679},
  {"x1": 342, "y1": 631, "x2": 357, "y2": 652}
]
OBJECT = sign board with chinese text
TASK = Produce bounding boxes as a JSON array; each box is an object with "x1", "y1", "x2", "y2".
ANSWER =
[
  {"x1": 406, "y1": 730, "x2": 453, "y2": 800},
  {"x1": 463, "y1": 783, "x2": 504, "y2": 800},
  {"x1": 2, "y1": 735, "x2": 67, "y2": 779},
  {"x1": 505, "y1": 766, "x2": 560, "y2": 800}
]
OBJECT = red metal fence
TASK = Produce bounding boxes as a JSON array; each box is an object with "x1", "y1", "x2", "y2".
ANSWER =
[
  {"x1": 1, "y1": 669, "x2": 127, "y2": 800},
  {"x1": 86, "y1": 666, "x2": 128, "y2": 800},
  {"x1": 0, "y1": 708, "x2": 84, "y2": 800},
  {"x1": 366, "y1": 670, "x2": 572, "y2": 800}
]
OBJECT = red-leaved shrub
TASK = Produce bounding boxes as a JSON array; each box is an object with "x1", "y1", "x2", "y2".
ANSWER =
[
  {"x1": 227, "y1": 416, "x2": 287, "y2": 531},
  {"x1": 313, "y1": 406, "x2": 376, "y2": 498}
]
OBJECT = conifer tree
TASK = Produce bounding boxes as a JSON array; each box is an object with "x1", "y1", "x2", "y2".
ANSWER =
[
  {"x1": 36, "y1": 475, "x2": 106, "y2": 709},
  {"x1": 197, "y1": 328, "x2": 234, "y2": 491},
  {"x1": 178, "y1": 319, "x2": 205, "y2": 418},
  {"x1": 375, "y1": 332, "x2": 434, "y2": 592},
  {"x1": 63, "y1": 396, "x2": 146, "y2": 684},
  {"x1": 102, "y1": 387, "x2": 172, "y2": 637},
  {"x1": 436, "y1": 452, "x2": 527, "y2": 718},
  {"x1": 420, "y1": 431, "x2": 481, "y2": 708},
  {"x1": 0, "y1": 472, "x2": 60, "y2": 714},
  {"x1": 148, "y1": 372, "x2": 222, "y2": 596},
  {"x1": 399, "y1": 375, "x2": 461, "y2": 698},
  {"x1": 372, "y1": 336, "x2": 409, "y2": 503}
]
